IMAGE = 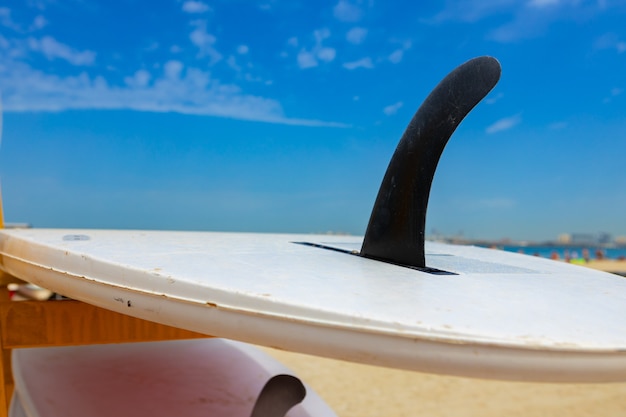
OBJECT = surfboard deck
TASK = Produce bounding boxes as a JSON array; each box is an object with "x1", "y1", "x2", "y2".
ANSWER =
[
  {"x1": 10, "y1": 338, "x2": 336, "y2": 417},
  {"x1": 1, "y1": 228, "x2": 626, "y2": 383}
]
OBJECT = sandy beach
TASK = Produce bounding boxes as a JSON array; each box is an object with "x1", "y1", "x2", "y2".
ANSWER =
[
  {"x1": 585, "y1": 259, "x2": 626, "y2": 276},
  {"x1": 263, "y1": 347, "x2": 626, "y2": 417}
]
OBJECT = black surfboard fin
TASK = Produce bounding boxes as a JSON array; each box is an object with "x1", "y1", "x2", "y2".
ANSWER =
[
  {"x1": 360, "y1": 56, "x2": 501, "y2": 269},
  {"x1": 249, "y1": 374, "x2": 306, "y2": 417}
]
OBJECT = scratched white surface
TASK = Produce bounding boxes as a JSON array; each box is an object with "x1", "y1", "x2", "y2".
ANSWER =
[{"x1": 1, "y1": 228, "x2": 626, "y2": 382}]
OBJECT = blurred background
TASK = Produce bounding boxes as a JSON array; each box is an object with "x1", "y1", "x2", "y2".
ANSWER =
[{"x1": 0, "y1": 0, "x2": 625, "y2": 245}]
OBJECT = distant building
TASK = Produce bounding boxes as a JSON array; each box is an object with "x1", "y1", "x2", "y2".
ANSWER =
[
  {"x1": 570, "y1": 233, "x2": 596, "y2": 245},
  {"x1": 597, "y1": 232, "x2": 612, "y2": 245},
  {"x1": 559, "y1": 232, "x2": 613, "y2": 246},
  {"x1": 558, "y1": 234, "x2": 571, "y2": 244}
]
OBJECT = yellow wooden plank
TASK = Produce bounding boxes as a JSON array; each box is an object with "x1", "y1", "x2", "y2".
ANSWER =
[
  {"x1": 0, "y1": 299, "x2": 208, "y2": 349},
  {"x1": 0, "y1": 295, "x2": 210, "y2": 416}
]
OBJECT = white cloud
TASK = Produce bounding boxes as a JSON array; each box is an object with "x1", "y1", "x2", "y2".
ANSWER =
[
  {"x1": 317, "y1": 47, "x2": 336, "y2": 62},
  {"x1": 314, "y1": 28, "x2": 331, "y2": 43},
  {"x1": 346, "y1": 27, "x2": 367, "y2": 44},
  {"x1": 0, "y1": 60, "x2": 349, "y2": 127},
  {"x1": 1, "y1": 8, "x2": 49, "y2": 32},
  {"x1": 144, "y1": 41, "x2": 159, "y2": 52},
  {"x1": 387, "y1": 40, "x2": 411, "y2": 64},
  {"x1": 182, "y1": 1, "x2": 211, "y2": 13},
  {"x1": 488, "y1": 19, "x2": 536, "y2": 43},
  {"x1": 30, "y1": 15, "x2": 47, "y2": 31},
  {"x1": 0, "y1": 7, "x2": 21, "y2": 31},
  {"x1": 189, "y1": 20, "x2": 222, "y2": 64},
  {"x1": 296, "y1": 28, "x2": 336, "y2": 69},
  {"x1": 527, "y1": 0, "x2": 560, "y2": 8},
  {"x1": 485, "y1": 92, "x2": 504, "y2": 104},
  {"x1": 491, "y1": 1, "x2": 622, "y2": 43},
  {"x1": 486, "y1": 114, "x2": 522, "y2": 134},
  {"x1": 343, "y1": 57, "x2": 373, "y2": 70},
  {"x1": 388, "y1": 49, "x2": 404, "y2": 64},
  {"x1": 429, "y1": 0, "x2": 519, "y2": 24},
  {"x1": 0, "y1": 34, "x2": 11, "y2": 50},
  {"x1": 603, "y1": 87, "x2": 624, "y2": 103},
  {"x1": 124, "y1": 69, "x2": 151, "y2": 88},
  {"x1": 548, "y1": 121, "x2": 568, "y2": 130},
  {"x1": 432, "y1": 1, "x2": 612, "y2": 43},
  {"x1": 383, "y1": 101, "x2": 403, "y2": 115},
  {"x1": 226, "y1": 55, "x2": 241, "y2": 72},
  {"x1": 287, "y1": 37, "x2": 298, "y2": 47},
  {"x1": 164, "y1": 60, "x2": 184, "y2": 79},
  {"x1": 28, "y1": 36, "x2": 96, "y2": 66},
  {"x1": 333, "y1": 0, "x2": 363, "y2": 22},
  {"x1": 237, "y1": 44, "x2": 249, "y2": 54},
  {"x1": 594, "y1": 33, "x2": 626, "y2": 54},
  {"x1": 297, "y1": 50, "x2": 318, "y2": 69}
]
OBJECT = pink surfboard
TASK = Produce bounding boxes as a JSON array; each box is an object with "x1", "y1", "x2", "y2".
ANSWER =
[{"x1": 10, "y1": 338, "x2": 337, "y2": 417}]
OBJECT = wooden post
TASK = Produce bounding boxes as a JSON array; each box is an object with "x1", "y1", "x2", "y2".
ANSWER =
[{"x1": 0, "y1": 287, "x2": 13, "y2": 417}]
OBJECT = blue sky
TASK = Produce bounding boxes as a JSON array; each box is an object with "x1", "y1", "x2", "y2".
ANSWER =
[{"x1": 0, "y1": 0, "x2": 625, "y2": 241}]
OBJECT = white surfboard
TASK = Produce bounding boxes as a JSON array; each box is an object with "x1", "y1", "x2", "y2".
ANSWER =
[
  {"x1": 1, "y1": 228, "x2": 626, "y2": 383},
  {"x1": 2, "y1": 57, "x2": 625, "y2": 383},
  {"x1": 10, "y1": 338, "x2": 336, "y2": 417}
]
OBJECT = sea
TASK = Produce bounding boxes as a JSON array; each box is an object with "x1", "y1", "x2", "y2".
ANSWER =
[{"x1": 494, "y1": 245, "x2": 626, "y2": 261}]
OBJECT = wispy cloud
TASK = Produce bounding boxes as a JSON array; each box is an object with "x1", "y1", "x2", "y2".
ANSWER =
[
  {"x1": 548, "y1": 121, "x2": 568, "y2": 130},
  {"x1": 346, "y1": 27, "x2": 367, "y2": 44},
  {"x1": 0, "y1": 59, "x2": 348, "y2": 127},
  {"x1": 28, "y1": 36, "x2": 96, "y2": 65},
  {"x1": 387, "y1": 40, "x2": 411, "y2": 64},
  {"x1": 30, "y1": 15, "x2": 47, "y2": 31},
  {"x1": 182, "y1": 1, "x2": 211, "y2": 13},
  {"x1": 388, "y1": 49, "x2": 404, "y2": 64},
  {"x1": 297, "y1": 51, "x2": 318, "y2": 69},
  {"x1": 594, "y1": 33, "x2": 626, "y2": 54},
  {"x1": 295, "y1": 28, "x2": 336, "y2": 69},
  {"x1": 333, "y1": 0, "x2": 364, "y2": 22},
  {"x1": 383, "y1": 101, "x2": 403, "y2": 115},
  {"x1": 317, "y1": 47, "x2": 336, "y2": 62},
  {"x1": 488, "y1": 14, "x2": 555, "y2": 42},
  {"x1": 1, "y1": 7, "x2": 48, "y2": 33},
  {"x1": 603, "y1": 87, "x2": 623, "y2": 103},
  {"x1": 124, "y1": 69, "x2": 151, "y2": 88},
  {"x1": 343, "y1": 57, "x2": 373, "y2": 70},
  {"x1": 189, "y1": 20, "x2": 222, "y2": 64},
  {"x1": 485, "y1": 92, "x2": 504, "y2": 105},
  {"x1": 428, "y1": 0, "x2": 518, "y2": 24},
  {"x1": 431, "y1": 1, "x2": 617, "y2": 43},
  {"x1": 486, "y1": 114, "x2": 521, "y2": 134},
  {"x1": 527, "y1": 0, "x2": 560, "y2": 8},
  {"x1": 0, "y1": 7, "x2": 21, "y2": 31}
]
